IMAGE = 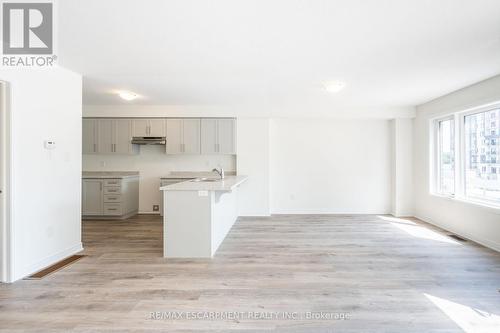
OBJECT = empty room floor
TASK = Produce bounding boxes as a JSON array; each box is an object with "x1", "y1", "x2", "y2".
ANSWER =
[{"x1": 0, "y1": 215, "x2": 499, "y2": 332}]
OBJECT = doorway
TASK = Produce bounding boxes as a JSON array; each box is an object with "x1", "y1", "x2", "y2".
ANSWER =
[{"x1": 0, "y1": 81, "x2": 12, "y2": 283}]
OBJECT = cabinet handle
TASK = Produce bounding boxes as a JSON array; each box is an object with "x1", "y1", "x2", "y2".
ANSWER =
[
  {"x1": 94, "y1": 143, "x2": 97, "y2": 152},
  {"x1": 100, "y1": 182, "x2": 102, "y2": 191}
]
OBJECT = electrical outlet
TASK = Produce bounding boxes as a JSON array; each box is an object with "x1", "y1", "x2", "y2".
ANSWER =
[{"x1": 153, "y1": 205, "x2": 159, "y2": 212}]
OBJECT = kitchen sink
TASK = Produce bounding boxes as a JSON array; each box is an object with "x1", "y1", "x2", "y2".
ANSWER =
[{"x1": 190, "y1": 178, "x2": 221, "y2": 182}]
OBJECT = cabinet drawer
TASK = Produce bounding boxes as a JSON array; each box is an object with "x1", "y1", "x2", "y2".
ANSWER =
[
  {"x1": 104, "y1": 194, "x2": 121, "y2": 203},
  {"x1": 103, "y1": 203, "x2": 122, "y2": 216},
  {"x1": 103, "y1": 187, "x2": 121, "y2": 195},
  {"x1": 104, "y1": 179, "x2": 121, "y2": 187}
]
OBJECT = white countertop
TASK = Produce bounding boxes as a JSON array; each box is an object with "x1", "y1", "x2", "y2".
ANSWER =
[
  {"x1": 83, "y1": 171, "x2": 139, "y2": 179},
  {"x1": 160, "y1": 171, "x2": 236, "y2": 179},
  {"x1": 160, "y1": 175, "x2": 248, "y2": 192}
]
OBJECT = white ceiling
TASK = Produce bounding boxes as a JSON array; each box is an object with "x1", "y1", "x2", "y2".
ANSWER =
[{"x1": 58, "y1": 0, "x2": 500, "y2": 110}]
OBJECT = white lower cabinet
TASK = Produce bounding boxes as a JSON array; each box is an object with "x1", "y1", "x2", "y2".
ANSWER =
[
  {"x1": 82, "y1": 177, "x2": 139, "y2": 219},
  {"x1": 82, "y1": 179, "x2": 103, "y2": 215}
]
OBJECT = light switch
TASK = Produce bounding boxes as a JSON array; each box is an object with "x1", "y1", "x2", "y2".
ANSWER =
[{"x1": 44, "y1": 140, "x2": 56, "y2": 150}]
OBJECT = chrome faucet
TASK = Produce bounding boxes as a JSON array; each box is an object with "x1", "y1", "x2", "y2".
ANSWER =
[{"x1": 212, "y1": 167, "x2": 225, "y2": 180}]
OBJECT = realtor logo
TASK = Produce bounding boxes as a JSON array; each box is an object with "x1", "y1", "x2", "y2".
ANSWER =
[
  {"x1": 2, "y1": 2, "x2": 53, "y2": 54},
  {"x1": 1, "y1": 1, "x2": 56, "y2": 67}
]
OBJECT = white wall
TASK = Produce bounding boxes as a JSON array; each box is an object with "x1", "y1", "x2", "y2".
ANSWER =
[
  {"x1": 83, "y1": 148, "x2": 235, "y2": 213},
  {"x1": 1, "y1": 67, "x2": 82, "y2": 282},
  {"x1": 414, "y1": 74, "x2": 500, "y2": 252},
  {"x1": 270, "y1": 118, "x2": 392, "y2": 214},
  {"x1": 236, "y1": 118, "x2": 270, "y2": 216},
  {"x1": 391, "y1": 118, "x2": 414, "y2": 217}
]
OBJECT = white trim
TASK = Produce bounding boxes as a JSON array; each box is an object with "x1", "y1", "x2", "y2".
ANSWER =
[
  {"x1": 430, "y1": 193, "x2": 500, "y2": 215},
  {"x1": 416, "y1": 214, "x2": 500, "y2": 253},
  {"x1": 270, "y1": 210, "x2": 391, "y2": 215},
  {"x1": 0, "y1": 81, "x2": 12, "y2": 283},
  {"x1": 11, "y1": 243, "x2": 83, "y2": 283}
]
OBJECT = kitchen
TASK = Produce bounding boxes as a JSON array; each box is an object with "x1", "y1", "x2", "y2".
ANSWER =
[{"x1": 82, "y1": 117, "x2": 247, "y2": 257}]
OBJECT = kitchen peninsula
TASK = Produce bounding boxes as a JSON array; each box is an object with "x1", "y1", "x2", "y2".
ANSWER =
[{"x1": 160, "y1": 175, "x2": 248, "y2": 258}]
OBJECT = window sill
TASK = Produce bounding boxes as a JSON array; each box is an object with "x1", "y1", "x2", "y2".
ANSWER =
[{"x1": 430, "y1": 193, "x2": 500, "y2": 215}]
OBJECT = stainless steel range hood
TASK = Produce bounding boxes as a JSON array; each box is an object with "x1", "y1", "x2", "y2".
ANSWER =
[{"x1": 131, "y1": 137, "x2": 166, "y2": 145}]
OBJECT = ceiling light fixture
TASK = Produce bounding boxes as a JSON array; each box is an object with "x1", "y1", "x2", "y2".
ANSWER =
[
  {"x1": 118, "y1": 91, "x2": 139, "y2": 101},
  {"x1": 324, "y1": 81, "x2": 346, "y2": 93}
]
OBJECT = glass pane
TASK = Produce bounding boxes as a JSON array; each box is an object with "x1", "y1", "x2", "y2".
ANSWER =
[
  {"x1": 439, "y1": 119, "x2": 455, "y2": 194},
  {"x1": 464, "y1": 109, "x2": 500, "y2": 203}
]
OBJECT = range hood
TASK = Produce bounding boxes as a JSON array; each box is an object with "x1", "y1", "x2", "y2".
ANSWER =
[{"x1": 131, "y1": 137, "x2": 166, "y2": 145}]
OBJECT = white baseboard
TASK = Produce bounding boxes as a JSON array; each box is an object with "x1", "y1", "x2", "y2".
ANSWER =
[
  {"x1": 138, "y1": 211, "x2": 161, "y2": 215},
  {"x1": 11, "y1": 243, "x2": 83, "y2": 282},
  {"x1": 415, "y1": 214, "x2": 500, "y2": 253},
  {"x1": 270, "y1": 210, "x2": 391, "y2": 215}
]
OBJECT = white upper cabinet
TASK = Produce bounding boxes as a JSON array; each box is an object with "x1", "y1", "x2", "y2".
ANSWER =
[
  {"x1": 132, "y1": 119, "x2": 165, "y2": 137},
  {"x1": 166, "y1": 119, "x2": 183, "y2": 154},
  {"x1": 201, "y1": 118, "x2": 236, "y2": 154},
  {"x1": 182, "y1": 119, "x2": 201, "y2": 154},
  {"x1": 84, "y1": 118, "x2": 137, "y2": 155},
  {"x1": 113, "y1": 119, "x2": 135, "y2": 154},
  {"x1": 82, "y1": 119, "x2": 98, "y2": 154},
  {"x1": 166, "y1": 118, "x2": 201, "y2": 154},
  {"x1": 84, "y1": 117, "x2": 234, "y2": 155},
  {"x1": 217, "y1": 118, "x2": 236, "y2": 154},
  {"x1": 200, "y1": 119, "x2": 217, "y2": 154},
  {"x1": 97, "y1": 119, "x2": 114, "y2": 154},
  {"x1": 149, "y1": 119, "x2": 166, "y2": 137},
  {"x1": 132, "y1": 119, "x2": 149, "y2": 137}
]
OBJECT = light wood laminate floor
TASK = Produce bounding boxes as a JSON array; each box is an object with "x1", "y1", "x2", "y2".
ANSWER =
[{"x1": 1, "y1": 214, "x2": 499, "y2": 332}]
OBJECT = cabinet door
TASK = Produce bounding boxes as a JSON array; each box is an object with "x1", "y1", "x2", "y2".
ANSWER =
[
  {"x1": 182, "y1": 119, "x2": 201, "y2": 154},
  {"x1": 166, "y1": 119, "x2": 183, "y2": 154},
  {"x1": 82, "y1": 180, "x2": 103, "y2": 215},
  {"x1": 217, "y1": 119, "x2": 236, "y2": 154},
  {"x1": 82, "y1": 119, "x2": 97, "y2": 154},
  {"x1": 200, "y1": 119, "x2": 217, "y2": 154},
  {"x1": 113, "y1": 119, "x2": 133, "y2": 154},
  {"x1": 97, "y1": 119, "x2": 113, "y2": 154},
  {"x1": 148, "y1": 119, "x2": 166, "y2": 137},
  {"x1": 132, "y1": 119, "x2": 149, "y2": 137}
]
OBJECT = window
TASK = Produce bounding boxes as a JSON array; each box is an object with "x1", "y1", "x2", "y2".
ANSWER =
[
  {"x1": 437, "y1": 118, "x2": 455, "y2": 195},
  {"x1": 464, "y1": 110, "x2": 500, "y2": 202},
  {"x1": 432, "y1": 106, "x2": 500, "y2": 208}
]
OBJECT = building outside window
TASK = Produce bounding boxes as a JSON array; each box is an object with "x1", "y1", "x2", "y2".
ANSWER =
[
  {"x1": 433, "y1": 106, "x2": 500, "y2": 207},
  {"x1": 464, "y1": 109, "x2": 500, "y2": 202}
]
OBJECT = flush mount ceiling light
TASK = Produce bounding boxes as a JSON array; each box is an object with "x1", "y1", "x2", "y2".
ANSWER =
[
  {"x1": 324, "y1": 81, "x2": 346, "y2": 93},
  {"x1": 118, "y1": 91, "x2": 139, "y2": 101}
]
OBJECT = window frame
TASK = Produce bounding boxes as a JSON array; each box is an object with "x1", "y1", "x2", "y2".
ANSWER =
[
  {"x1": 432, "y1": 115, "x2": 456, "y2": 197},
  {"x1": 430, "y1": 102, "x2": 500, "y2": 210}
]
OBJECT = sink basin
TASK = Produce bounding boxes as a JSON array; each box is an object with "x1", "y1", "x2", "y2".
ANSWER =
[{"x1": 190, "y1": 178, "x2": 221, "y2": 182}]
